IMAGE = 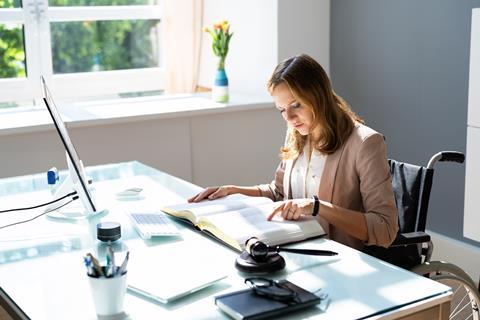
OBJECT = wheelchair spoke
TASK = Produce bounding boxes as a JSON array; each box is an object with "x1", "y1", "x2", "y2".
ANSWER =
[
  {"x1": 450, "y1": 299, "x2": 473, "y2": 319},
  {"x1": 450, "y1": 291, "x2": 470, "y2": 316},
  {"x1": 465, "y1": 314, "x2": 473, "y2": 320}
]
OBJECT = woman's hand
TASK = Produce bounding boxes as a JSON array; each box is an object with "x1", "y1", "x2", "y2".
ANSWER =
[
  {"x1": 187, "y1": 186, "x2": 232, "y2": 203},
  {"x1": 267, "y1": 198, "x2": 314, "y2": 221}
]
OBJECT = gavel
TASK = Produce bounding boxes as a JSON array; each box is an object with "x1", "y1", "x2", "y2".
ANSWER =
[{"x1": 244, "y1": 237, "x2": 338, "y2": 262}]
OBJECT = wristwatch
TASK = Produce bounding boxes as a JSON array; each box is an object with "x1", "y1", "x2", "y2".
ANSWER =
[{"x1": 312, "y1": 195, "x2": 320, "y2": 216}]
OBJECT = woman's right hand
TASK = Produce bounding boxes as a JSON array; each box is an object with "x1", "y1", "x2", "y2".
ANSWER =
[{"x1": 187, "y1": 186, "x2": 232, "y2": 203}]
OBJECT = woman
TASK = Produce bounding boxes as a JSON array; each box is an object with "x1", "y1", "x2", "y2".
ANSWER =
[{"x1": 189, "y1": 54, "x2": 398, "y2": 250}]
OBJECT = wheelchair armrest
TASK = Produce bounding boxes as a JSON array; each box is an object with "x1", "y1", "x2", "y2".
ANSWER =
[{"x1": 389, "y1": 232, "x2": 431, "y2": 247}]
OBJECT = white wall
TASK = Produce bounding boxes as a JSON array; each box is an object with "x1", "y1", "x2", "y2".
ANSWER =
[
  {"x1": 0, "y1": 118, "x2": 192, "y2": 182},
  {"x1": 199, "y1": 0, "x2": 331, "y2": 94},
  {"x1": 198, "y1": 0, "x2": 279, "y2": 95},
  {"x1": 190, "y1": 108, "x2": 284, "y2": 186},
  {"x1": 0, "y1": 106, "x2": 284, "y2": 189}
]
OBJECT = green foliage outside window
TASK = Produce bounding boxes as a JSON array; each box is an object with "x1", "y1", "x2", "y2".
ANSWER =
[
  {"x1": 0, "y1": 0, "x2": 21, "y2": 8},
  {"x1": 0, "y1": 24, "x2": 25, "y2": 78},
  {"x1": 1, "y1": 0, "x2": 159, "y2": 78},
  {"x1": 0, "y1": 0, "x2": 24, "y2": 80},
  {"x1": 51, "y1": 0, "x2": 160, "y2": 73},
  {"x1": 51, "y1": 19, "x2": 159, "y2": 74}
]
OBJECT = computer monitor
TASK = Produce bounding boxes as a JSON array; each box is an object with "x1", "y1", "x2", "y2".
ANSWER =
[{"x1": 41, "y1": 76, "x2": 106, "y2": 219}]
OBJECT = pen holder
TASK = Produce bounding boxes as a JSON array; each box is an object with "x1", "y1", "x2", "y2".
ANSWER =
[{"x1": 88, "y1": 268, "x2": 127, "y2": 317}]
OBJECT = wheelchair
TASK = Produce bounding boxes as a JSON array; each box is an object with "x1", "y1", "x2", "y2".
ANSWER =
[{"x1": 364, "y1": 151, "x2": 480, "y2": 320}]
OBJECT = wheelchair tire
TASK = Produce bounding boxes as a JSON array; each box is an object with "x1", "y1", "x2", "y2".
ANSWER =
[{"x1": 411, "y1": 261, "x2": 480, "y2": 320}]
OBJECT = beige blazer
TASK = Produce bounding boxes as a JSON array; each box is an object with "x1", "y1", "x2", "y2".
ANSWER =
[{"x1": 257, "y1": 124, "x2": 398, "y2": 250}]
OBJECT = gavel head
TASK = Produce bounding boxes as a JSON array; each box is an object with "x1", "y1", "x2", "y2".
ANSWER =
[{"x1": 245, "y1": 237, "x2": 270, "y2": 261}]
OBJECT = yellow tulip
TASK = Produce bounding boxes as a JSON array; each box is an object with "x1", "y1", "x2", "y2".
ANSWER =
[{"x1": 221, "y1": 23, "x2": 229, "y2": 33}]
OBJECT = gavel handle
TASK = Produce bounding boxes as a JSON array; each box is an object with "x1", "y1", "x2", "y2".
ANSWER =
[{"x1": 275, "y1": 246, "x2": 338, "y2": 256}]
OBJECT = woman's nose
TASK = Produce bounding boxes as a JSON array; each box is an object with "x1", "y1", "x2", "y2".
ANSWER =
[{"x1": 284, "y1": 108, "x2": 296, "y2": 121}]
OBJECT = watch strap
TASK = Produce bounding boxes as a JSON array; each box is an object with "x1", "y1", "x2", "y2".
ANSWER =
[{"x1": 312, "y1": 195, "x2": 319, "y2": 216}]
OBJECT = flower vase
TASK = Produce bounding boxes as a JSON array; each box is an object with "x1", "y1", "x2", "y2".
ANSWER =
[{"x1": 212, "y1": 68, "x2": 229, "y2": 103}]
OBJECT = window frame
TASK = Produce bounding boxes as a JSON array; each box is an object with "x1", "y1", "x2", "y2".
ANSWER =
[{"x1": 0, "y1": 0, "x2": 164, "y2": 105}]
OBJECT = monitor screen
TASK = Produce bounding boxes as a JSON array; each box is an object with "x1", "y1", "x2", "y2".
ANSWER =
[{"x1": 41, "y1": 76, "x2": 98, "y2": 216}]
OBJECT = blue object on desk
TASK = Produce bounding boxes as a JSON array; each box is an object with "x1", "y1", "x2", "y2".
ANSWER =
[{"x1": 47, "y1": 167, "x2": 59, "y2": 185}]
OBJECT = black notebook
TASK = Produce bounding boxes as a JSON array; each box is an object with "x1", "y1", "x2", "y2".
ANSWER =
[{"x1": 214, "y1": 280, "x2": 320, "y2": 320}]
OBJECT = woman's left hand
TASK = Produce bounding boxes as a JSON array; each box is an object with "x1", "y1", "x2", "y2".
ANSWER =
[{"x1": 267, "y1": 198, "x2": 314, "y2": 221}]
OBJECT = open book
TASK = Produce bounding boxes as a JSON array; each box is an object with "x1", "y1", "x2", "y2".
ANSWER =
[{"x1": 161, "y1": 195, "x2": 325, "y2": 251}]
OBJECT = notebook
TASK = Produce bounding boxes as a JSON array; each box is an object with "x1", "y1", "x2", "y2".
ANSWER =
[
  {"x1": 126, "y1": 242, "x2": 228, "y2": 304},
  {"x1": 215, "y1": 280, "x2": 320, "y2": 320}
]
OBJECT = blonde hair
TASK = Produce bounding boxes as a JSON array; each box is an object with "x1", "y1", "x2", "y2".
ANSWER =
[{"x1": 268, "y1": 54, "x2": 364, "y2": 159}]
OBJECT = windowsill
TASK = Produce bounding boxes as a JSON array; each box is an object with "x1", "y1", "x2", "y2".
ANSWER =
[{"x1": 0, "y1": 93, "x2": 273, "y2": 136}]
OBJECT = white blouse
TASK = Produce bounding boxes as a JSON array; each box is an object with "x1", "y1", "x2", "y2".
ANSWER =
[{"x1": 291, "y1": 144, "x2": 326, "y2": 199}]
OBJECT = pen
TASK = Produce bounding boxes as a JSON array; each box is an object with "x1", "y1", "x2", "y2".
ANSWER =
[
  {"x1": 107, "y1": 244, "x2": 116, "y2": 277},
  {"x1": 275, "y1": 247, "x2": 338, "y2": 256},
  {"x1": 83, "y1": 256, "x2": 95, "y2": 276},
  {"x1": 87, "y1": 253, "x2": 105, "y2": 277},
  {"x1": 106, "y1": 254, "x2": 112, "y2": 277},
  {"x1": 117, "y1": 251, "x2": 129, "y2": 275}
]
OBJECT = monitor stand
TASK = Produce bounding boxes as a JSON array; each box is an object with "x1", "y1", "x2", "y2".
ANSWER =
[{"x1": 45, "y1": 157, "x2": 107, "y2": 220}]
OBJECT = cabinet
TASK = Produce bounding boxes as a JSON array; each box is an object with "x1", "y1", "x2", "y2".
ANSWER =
[
  {"x1": 464, "y1": 8, "x2": 480, "y2": 241},
  {"x1": 464, "y1": 128, "x2": 480, "y2": 241}
]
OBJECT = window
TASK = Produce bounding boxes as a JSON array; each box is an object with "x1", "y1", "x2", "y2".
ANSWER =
[{"x1": 0, "y1": 0, "x2": 163, "y2": 109}]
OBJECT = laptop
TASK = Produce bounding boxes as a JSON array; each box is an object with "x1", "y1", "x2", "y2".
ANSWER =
[{"x1": 126, "y1": 242, "x2": 228, "y2": 304}]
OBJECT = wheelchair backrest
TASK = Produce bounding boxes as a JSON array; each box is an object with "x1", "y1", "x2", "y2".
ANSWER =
[{"x1": 388, "y1": 159, "x2": 434, "y2": 233}]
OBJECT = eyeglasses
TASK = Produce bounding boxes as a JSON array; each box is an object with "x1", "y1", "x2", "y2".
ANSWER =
[{"x1": 245, "y1": 277, "x2": 298, "y2": 303}]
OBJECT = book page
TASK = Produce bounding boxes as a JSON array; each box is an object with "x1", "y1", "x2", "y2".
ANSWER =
[
  {"x1": 199, "y1": 203, "x2": 325, "y2": 250},
  {"x1": 162, "y1": 194, "x2": 273, "y2": 223}
]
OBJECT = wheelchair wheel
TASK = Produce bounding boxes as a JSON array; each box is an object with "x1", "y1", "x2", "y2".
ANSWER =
[{"x1": 411, "y1": 261, "x2": 480, "y2": 320}]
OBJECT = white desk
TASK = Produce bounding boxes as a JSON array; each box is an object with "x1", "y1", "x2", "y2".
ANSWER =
[{"x1": 0, "y1": 162, "x2": 451, "y2": 319}]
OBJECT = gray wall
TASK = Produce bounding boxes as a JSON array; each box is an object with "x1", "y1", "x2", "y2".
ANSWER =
[{"x1": 331, "y1": 0, "x2": 480, "y2": 246}]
